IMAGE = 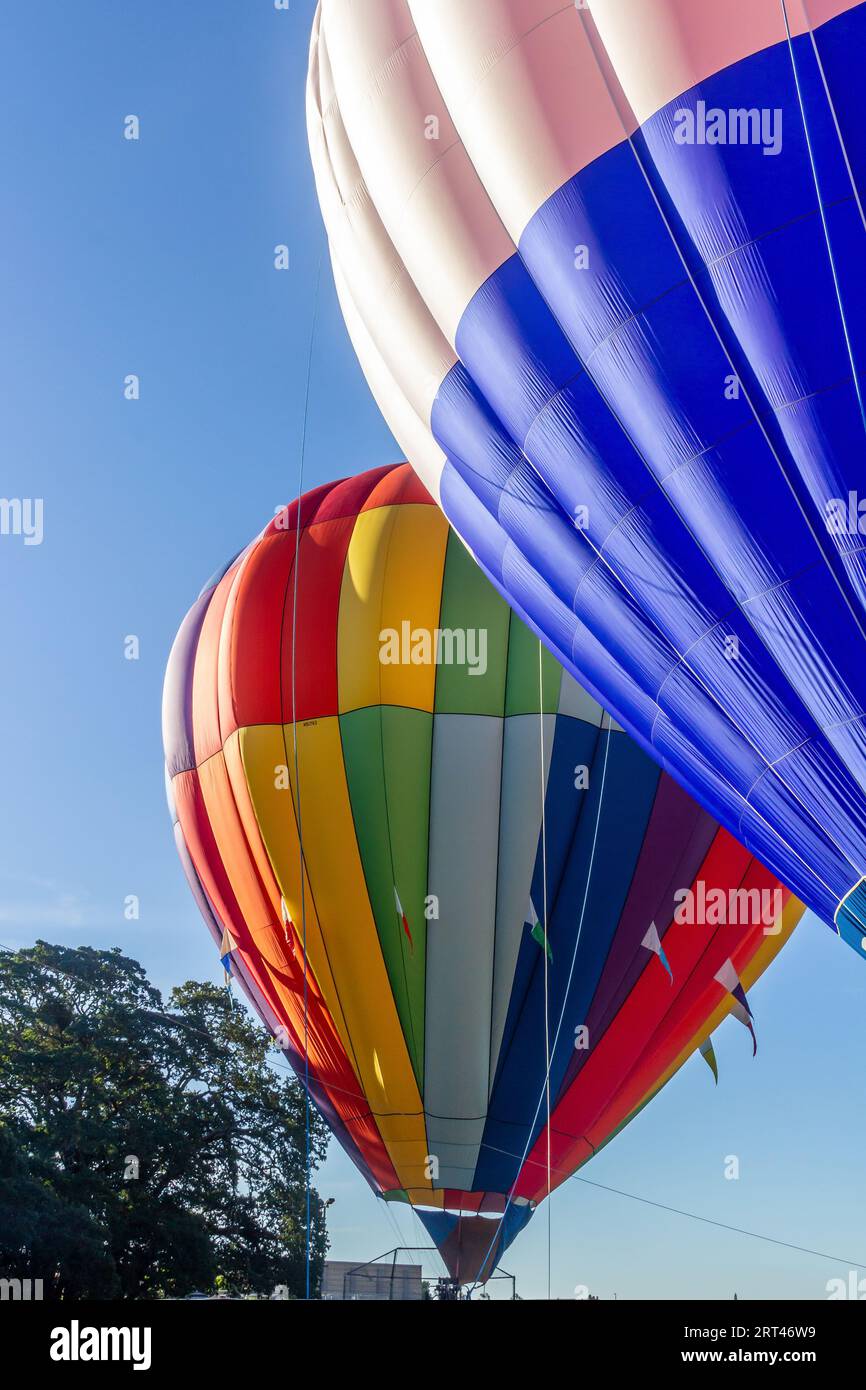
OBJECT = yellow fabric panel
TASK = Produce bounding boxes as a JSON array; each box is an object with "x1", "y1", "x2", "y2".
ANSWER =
[
  {"x1": 392, "y1": 1188, "x2": 445, "y2": 1209},
  {"x1": 614, "y1": 895, "x2": 806, "y2": 1131},
  {"x1": 239, "y1": 719, "x2": 433, "y2": 1191},
  {"x1": 338, "y1": 502, "x2": 449, "y2": 714},
  {"x1": 288, "y1": 715, "x2": 431, "y2": 1185},
  {"x1": 236, "y1": 725, "x2": 355, "y2": 1064},
  {"x1": 222, "y1": 731, "x2": 350, "y2": 1076}
]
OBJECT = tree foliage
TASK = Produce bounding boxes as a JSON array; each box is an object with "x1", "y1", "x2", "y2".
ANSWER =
[{"x1": 0, "y1": 941, "x2": 329, "y2": 1299}]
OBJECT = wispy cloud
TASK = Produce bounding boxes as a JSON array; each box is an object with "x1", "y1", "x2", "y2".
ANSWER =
[
  {"x1": 0, "y1": 894, "x2": 87, "y2": 929},
  {"x1": 0, "y1": 867, "x2": 64, "y2": 893},
  {"x1": 0, "y1": 871, "x2": 96, "y2": 931}
]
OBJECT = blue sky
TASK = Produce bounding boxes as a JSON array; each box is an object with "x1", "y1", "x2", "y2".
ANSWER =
[{"x1": 2, "y1": 0, "x2": 865, "y2": 1300}]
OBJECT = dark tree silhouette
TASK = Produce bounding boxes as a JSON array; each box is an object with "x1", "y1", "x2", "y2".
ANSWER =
[{"x1": 0, "y1": 941, "x2": 329, "y2": 1299}]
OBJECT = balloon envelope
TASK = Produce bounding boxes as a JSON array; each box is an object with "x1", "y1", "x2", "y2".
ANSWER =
[
  {"x1": 163, "y1": 464, "x2": 802, "y2": 1282},
  {"x1": 307, "y1": 0, "x2": 866, "y2": 949}
]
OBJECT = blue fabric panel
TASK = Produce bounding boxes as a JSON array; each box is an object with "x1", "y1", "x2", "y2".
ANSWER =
[
  {"x1": 416, "y1": 1202, "x2": 534, "y2": 1278},
  {"x1": 812, "y1": 5, "x2": 866, "y2": 208},
  {"x1": 417, "y1": 1207, "x2": 459, "y2": 1246},
  {"x1": 473, "y1": 725, "x2": 659, "y2": 1193},
  {"x1": 836, "y1": 878, "x2": 866, "y2": 946},
  {"x1": 432, "y1": 9, "x2": 866, "y2": 939},
  {"x1": 441, "y1": 456, "x2": 846, "y2": 922}
]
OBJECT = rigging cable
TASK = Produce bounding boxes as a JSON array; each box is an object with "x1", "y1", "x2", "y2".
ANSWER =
[
  {"x1": 290, "y1": 256, "x2": 323, "y2": 1300},
  {"x1": 467, "y1": 702, "x2": 615, "y2": 1297}
]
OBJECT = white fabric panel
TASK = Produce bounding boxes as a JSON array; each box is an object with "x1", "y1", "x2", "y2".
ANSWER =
[
  {"x1": 307, "y1": 8, "x2": 457, "y2": 426},
  {"x1": 558, "y1": 669, "x2": 624, "y2": 733},
  {"x1": 410, "y1": 0, "x2": 631, "y2": 241},
  {"x1": 333, "y1": 264, "x2": 447, "y2": 502},
  {"x1": 587, "y1": 0, "x2": 858, "y2": 128},
  {"x1": 319, "y1": 0, "x2": 514, "y2": 345},
  {"x1": 488, "y1": 712, "x2": 555, "y2": 1088},
  {"x1": 557, "y1": 667, "x2": 606, "y2": 726},
  {"x1": 425, "y1": 713, "x2": 503, "y2": 1188}
]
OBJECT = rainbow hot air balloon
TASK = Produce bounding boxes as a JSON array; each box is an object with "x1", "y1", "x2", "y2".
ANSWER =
[
  {"x1": 306, "y1": 0, "x2": 866, "y2": 949},
  {"x1": 163, "y1": 464, "x2": 804, "y2": 1284}
]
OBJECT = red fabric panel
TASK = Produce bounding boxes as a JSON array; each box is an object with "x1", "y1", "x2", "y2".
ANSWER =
[
  {"x1": 191, "y1": 563, "x2": 241, "y2": 764},
  {"x1": 580, "y1": 886, "x2": 793, "y2": 1159},
  {"x1": 516, "y1": 833, "x2": 782, "y2": 1200},
  {"x1": 268, "y1": 479, "x2": 341, "y2": 537},
  {"x1": 214, "y1": 466, "x2": 431, "y2": 735},
  {"x1": 361, "y1": 462, "x2": 434, "y2": 511},
  {"x1": 442, "y1": 1190, "x2": 509, "y2": 1214},
  {"x1": 312, "y1": 465, "x2": 396, "y2": 523},
  {"x1": 218, "y1": 516, "x2": 363, "y2": 732},
  {"x1": 438, "y1": 1217, "x2": 502, "y2": 1283},
  {"x1": 266, "y1": 467, "x2": 396, "y2": 537},
  {"x1": 275, "y1": 467, "x2": 422, "y2": 721},
  {"x1": 219, "y1": 531, "x2": 294, "y2": 734},
  {"x1": 280, "y1": 516, "x2": 358, "y2": 722}
]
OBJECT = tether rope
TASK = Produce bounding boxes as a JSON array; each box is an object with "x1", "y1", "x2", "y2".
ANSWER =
[
  {"x1": 538, "y1": 642, "x2": 552, "y2": 1299},
  {"x1": 572, "y1": 0, "x2": 866, "y2": 899},
  {"x1": 798, "y1": 0, "x2": 866, "y2": 236},
  {"x1": 781, "y1": 0, "x2": 866, "y2": 443},
  {"x1": 290, "y1": 257, "x2": 322, "y2": 1301}
]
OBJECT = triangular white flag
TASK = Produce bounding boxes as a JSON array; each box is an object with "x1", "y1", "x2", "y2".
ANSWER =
[
  {"x1": 642, "y1": 922, "x2": 662, "y2": 955},
  {"x1": 714, "y1": 958, "x2": 740, "y2": 994},
  {"x1": 642, "y1": 921, "x2": 673, "y2": 981}
]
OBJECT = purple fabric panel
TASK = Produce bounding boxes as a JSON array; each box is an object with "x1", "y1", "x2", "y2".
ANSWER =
[
  {"x1": 554, "y1": 773, "x2": 719, "y2": 1104},
  {"x1": 162, "y1": 587, "x2": 215, "y2": 778}
]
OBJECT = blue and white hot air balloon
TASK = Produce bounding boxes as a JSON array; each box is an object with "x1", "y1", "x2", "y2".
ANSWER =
[{"x1": 307, "y1": 0, "x2": 866, "y2": 950}]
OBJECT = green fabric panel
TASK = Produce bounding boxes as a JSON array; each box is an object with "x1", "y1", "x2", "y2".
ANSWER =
[
  {"x1": 434, "y1": 534, "x2": 511, "y2": 715},
  {"x1": 504, "y1": 612, "x2": 561, "y2": 716},
  {"x1": 339, "y1": 704, "x2": 431, "y2": 1087}
]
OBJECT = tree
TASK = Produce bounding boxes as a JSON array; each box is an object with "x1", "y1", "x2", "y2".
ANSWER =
[{"x1": 0, "y1": 941, "x2": 329, "y2": 1299}]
